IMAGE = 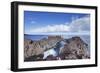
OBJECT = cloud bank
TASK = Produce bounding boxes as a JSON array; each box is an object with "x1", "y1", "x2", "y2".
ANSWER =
[
  {"x1": 31, "y1": 24, "x2": 70, "y2": 33},
  {"x1": 27, "y1": 16, "x2": 90, "y2": 35}
]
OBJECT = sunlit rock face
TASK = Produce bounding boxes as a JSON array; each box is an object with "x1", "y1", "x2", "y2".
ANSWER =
[
  {"x1": 60, "y1": 36, "x2": 89, "y2": 59},
  {"x1": 24, "y1": 36, "x2": 90, "y2": 61},
  {"x1": 24, "y1": 36, "x2": 62, "y2": 59}
]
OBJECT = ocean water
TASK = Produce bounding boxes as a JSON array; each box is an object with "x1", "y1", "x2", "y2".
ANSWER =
[{"x1": 24, "y1": 34, "x2": 48, "y2": 41}]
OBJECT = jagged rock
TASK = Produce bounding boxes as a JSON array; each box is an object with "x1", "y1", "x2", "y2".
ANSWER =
[
  {"x1": 45, "y1": 55, "x2": 57, "y2": 60},
  {"x1": 60, "y1": 36, "x2": 89, "y2": 59},
  {"x1": 24, "y1": 36, "x2": 62, "y2": 59},
  {"x1": 24, "y1": 54, "x2": 44, "y2": 61},
  {"x1": 24, "y1": 36, "x2": 90, "y2": 61}
]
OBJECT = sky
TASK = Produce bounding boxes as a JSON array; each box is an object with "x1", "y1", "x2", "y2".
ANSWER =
[{"x1": 24, "y1": 11, "x2": 90, "y2": 35}]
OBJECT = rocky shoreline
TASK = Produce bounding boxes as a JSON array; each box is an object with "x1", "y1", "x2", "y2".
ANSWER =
[{"x1": 24, "y1": 36, "x2": 90, "y2": 62}]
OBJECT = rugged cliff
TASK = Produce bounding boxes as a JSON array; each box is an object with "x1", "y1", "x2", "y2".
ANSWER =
[{"x1": 24, "y1": 36, "x2": 90, "y2": 61}]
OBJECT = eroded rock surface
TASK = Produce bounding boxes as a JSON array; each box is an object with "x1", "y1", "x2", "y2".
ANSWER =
[{"x1": 24, "y1": 36, "x2": 90, "y2": 61}]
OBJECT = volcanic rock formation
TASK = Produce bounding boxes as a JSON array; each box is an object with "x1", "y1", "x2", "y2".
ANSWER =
[{"x1": 24, "y1": 36, "x2": 90, "y2": 61}]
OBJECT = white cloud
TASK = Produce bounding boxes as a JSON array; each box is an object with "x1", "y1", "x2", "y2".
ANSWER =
[
  {"x1": 31, "y1": 24, "x2": 70, "y2": 33},
  {"x1": 27, "y1": 15, "x2": 90, "y2": 35},
  {"x1": 70, "y1": 16, "x2": 90, "y2": 32}
]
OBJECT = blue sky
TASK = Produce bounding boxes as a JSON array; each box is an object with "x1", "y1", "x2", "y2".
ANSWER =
[{"x1": 24, "y1": 11, "x2": 90, "y2": 35}]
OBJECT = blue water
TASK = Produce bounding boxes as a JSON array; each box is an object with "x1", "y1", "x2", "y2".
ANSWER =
[{"x1": 24, "y1": 34, "x2": 48, "y2": 41}]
